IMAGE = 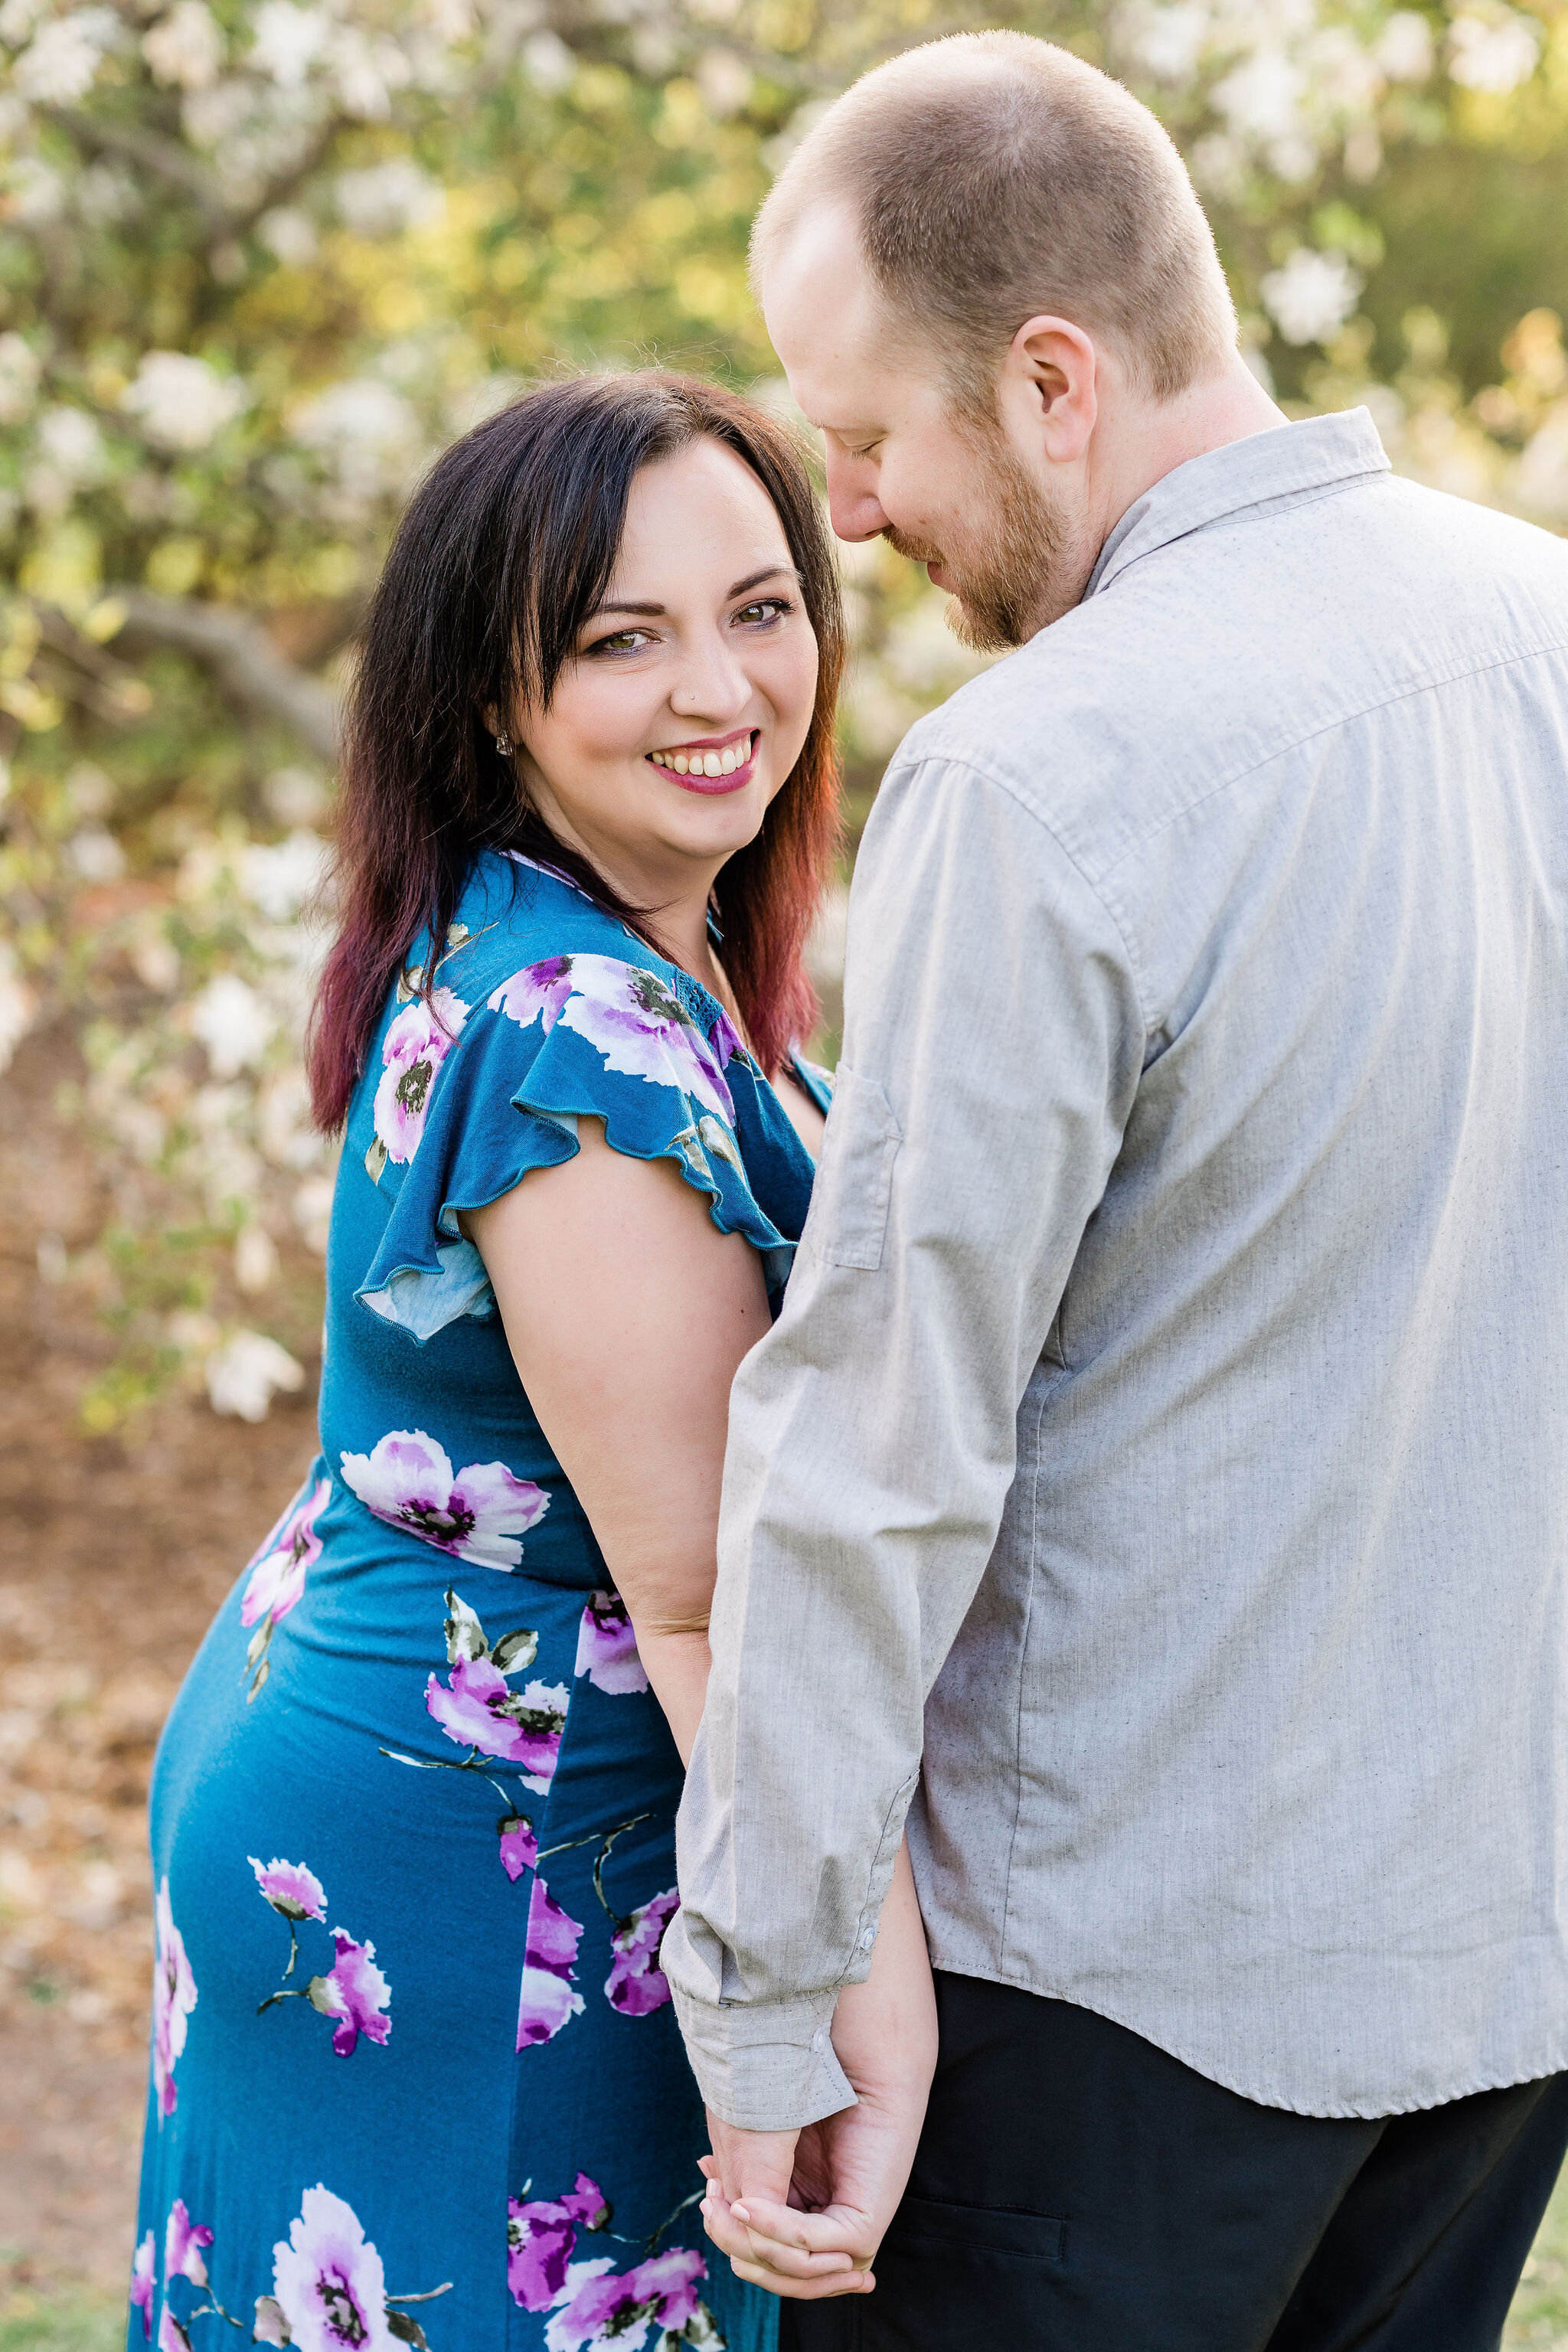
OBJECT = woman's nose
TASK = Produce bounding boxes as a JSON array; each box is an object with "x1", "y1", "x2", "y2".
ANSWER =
[{"x1": 668, "y1": 632, "x2": 751, "y2": 721}]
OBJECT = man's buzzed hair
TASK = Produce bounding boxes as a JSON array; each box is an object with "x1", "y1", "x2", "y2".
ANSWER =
[{"x1": 753, "y1": 31, "x2": 1238, "y2": 407}]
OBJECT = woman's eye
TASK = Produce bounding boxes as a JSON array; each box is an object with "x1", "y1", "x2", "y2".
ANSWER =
[
  {"x1": 586, "y1": 628, "x2": 655, "y2": 656},
  {"x1": 733, "y1": 598, "x2": 792, "y2": 628}
]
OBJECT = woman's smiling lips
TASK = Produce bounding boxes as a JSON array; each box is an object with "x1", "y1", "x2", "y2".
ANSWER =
[{"x1": 646, "y1": 727, "x2": 759, "y2": 795}]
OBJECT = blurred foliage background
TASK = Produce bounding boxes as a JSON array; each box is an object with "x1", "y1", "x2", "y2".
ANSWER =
[
  {"x1": 2, "y1": 0, "x2": 1567, "y2": 1435},
  {"x1": 2, "y1": 3, "x2": 1568, "y2": 2339}
]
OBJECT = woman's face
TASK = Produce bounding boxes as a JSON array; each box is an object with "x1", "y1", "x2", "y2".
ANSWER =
[{"x1": 511, "y1": 436, "x2": 821, "y2": 890}]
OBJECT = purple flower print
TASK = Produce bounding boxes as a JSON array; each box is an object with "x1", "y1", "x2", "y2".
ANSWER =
[
  {"x1": 517, "y1": 1877, "x2": 585, "y2": 2048},
  {"x1": 707, "y1": 1005, "x2": 743, "y2": 1070},
  {"x1": 152, "y1": 1877, "x2": 196, "y2": 2122},
  {"x1": 240, "y1": 1477, "x2": 328, "y2": 1629},
  {"x1": 307, "y1": 1928, "x2": 392, "y2": 2056},
  {"x1": 426, "y1": 1658, "x2": 568, "y2": 1791},
  {"x1": 250, "y1": 1856, "x2": 328, "y2": 1922},
  {"x1": 492, "y1": 951, "x2": 736, "y2": 1125},
  {"x1": 604, "y1": 1886, "x2": 678, "y2": 2018},
  {"x1": 129, "y1": 2231, "x2": 155, "y2": 2339},
  {"x1": 270, "y1": 2184, "x2": 397, "y2": 2352},
  {"x1": 488, "y1": 954, "x2": 576, "y2": 1034},
  {"x1": 158, "y1": 2311, "x2": 192, "y2": 2352},
  {"x1": 574, "y1": 1590, "x2": 648, "y2": 1696},
  {"x1": 507, "y1": 2174, "x2": 610, "y2": 2311},
  {"x1": 340, "y1": 1429, "x2": 548, "y2": 1570},
  {"x1": 543, "y1": 2246, "x2": 710, "y2": 2352},
  {"x1": 252, "y1": 1855, "x2": 328, "y2": 1986},
  {"x1": 498, "y1": 1813, "x2": 539, "y2": 1883},
  {"x1": 368, "y1": 985, "x2": 469, "y2": 1172},
  {"x1": 240, "y1": 1475, "x2": 329, "y2": 1699},
  {"x1": 164, "y1": 2198, "x2": 213, "y2": 2288}
]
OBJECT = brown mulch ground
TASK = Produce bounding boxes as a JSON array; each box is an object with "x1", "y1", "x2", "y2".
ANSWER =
[{"x1": 0, "y1": 1032, "x2": 319, "y2": 2297}]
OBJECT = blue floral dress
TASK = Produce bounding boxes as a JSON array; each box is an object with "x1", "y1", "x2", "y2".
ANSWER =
[{"x1": 129, "y1": 851, "x2": 829, "y2": 2352}]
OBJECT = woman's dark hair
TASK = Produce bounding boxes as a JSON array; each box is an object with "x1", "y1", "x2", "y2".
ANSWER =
[{"x1": 308, "y1": 371, "x2": 845, "y2": 1129}]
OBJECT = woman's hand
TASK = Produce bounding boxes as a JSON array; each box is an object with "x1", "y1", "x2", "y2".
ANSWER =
[{"x1": 699, "y1": 1839, "x2": 937, "y2": 2298}]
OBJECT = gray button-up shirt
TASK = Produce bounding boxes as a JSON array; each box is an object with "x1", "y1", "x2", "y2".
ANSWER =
[{"x1": 664, "y1": 410, "x2": 1568, "y2": 2129}]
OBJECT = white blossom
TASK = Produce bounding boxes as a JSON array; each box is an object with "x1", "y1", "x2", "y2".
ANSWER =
[
  {"x1": 1301, "y1": 25, "x2": 1383, "y2": 118},
  {"x1": 240, "y1": 831, "x2": 328, "y2": 922},
  {"x1": 521, "y1": 28, "x2": 574, "y2": 90},
  {"x1": 0, "y1": 949, "x2": 36, "y2": 1077},
  {"x1": 328, "y1": 25, "x2": 413, "y2": 118},
  {"x1": 263, "y1": 766, "x2": 329, "y2": 827},
  {"x1": 696, "y1": 47, "x2": 751, "y2": 116},
  {"x1": 1260, "y1": 247, "x2": 1363, "y2": 344},
  {"x1": 1448, "y1": 9, "x2": 1541, "y2": 93},
  {"x1": 36, "y1": 406, "x2": 106, "y2": 483},
  {"x1": 190, "y1": 973, "x2": 276, "y2": 1077},
  {"x1": 292, "y1": 1175, "x2": 335, "y2": 1256},
  {"x1": 6, "y1": 158, "x2": 66, "y2": 226},
  {"x1": 143, "y1": 2, "x2": 224, "y2": 92},
  {"x1": 0, "y1": 0, "x2": 46, "y2": 43},
  {"x1": 1374, "y1": 10, "x2": 1434, "y2": 82},
  {"x1": 1211, "y1": 46, "x2": 1305, "y2": 143},
  {"x1": 234, "y1": 1224, "x2": 280, "y2": 1294},
  {"x1": 1516, "y1": 411, "x2": 1568, "y2": 522},
  {"x1": 250, "y1": 0, "x2": 332, "y2": 87},
  {"x1": 122, "y1": 352, "x2": 247, "y2": 452},
  {"x1": 0, "y1": 332, "x2": 40, "y2": 427},
  {"x1": 12, "y1": 7, "x2": 119, "y2": 103},
  {"x1": 335, "y1": 158, "x2": 441, "y2": 238},
  {"x1": 1117, "y1": 0, "x2": 1210, "y2": 87},
  {"x1": 67, "y1": 827, "x2": 127, "y2": 884},
  {"x1": 293, "y1": 377, "x2": 422, "y2": 504},
  {"x1": 206, "y1": 1329, "x2": 305, "y2": 1421},
  {"x1": 256, "y1": 205, "x2": 318, "y2": 266}
]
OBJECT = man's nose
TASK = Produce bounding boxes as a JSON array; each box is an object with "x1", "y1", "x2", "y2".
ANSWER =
[{"x1": 825, "y1": 452, "x2": 888, "y2": 544}]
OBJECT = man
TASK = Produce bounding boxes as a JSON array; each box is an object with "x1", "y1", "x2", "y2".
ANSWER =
[{"x1": 661, "y1": 31, "x2": 1568, "y2": 2348}]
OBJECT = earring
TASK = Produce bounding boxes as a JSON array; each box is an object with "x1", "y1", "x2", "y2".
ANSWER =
[{"x1": 495, "y1": 731, "x2": 513, "y2": 756}]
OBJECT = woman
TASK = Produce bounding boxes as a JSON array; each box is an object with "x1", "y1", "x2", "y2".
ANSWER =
[{"x1": 128, "y1": 372, "x2": 933, "y2": 2352}]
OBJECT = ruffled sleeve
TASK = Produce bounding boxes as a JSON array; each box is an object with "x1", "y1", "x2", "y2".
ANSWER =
[{"x1": 355, "y1": 946, "x2": 799, "y2": 1344}]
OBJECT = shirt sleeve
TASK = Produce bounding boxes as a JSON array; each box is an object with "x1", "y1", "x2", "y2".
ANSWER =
[{"x1": 662, "y1": 754, "x2": 1147, "y2": 2128}]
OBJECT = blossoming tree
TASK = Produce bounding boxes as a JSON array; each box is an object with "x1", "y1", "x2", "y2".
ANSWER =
[{"x1": 2, "y1": 0, "x2": 1566, "y2": 1422}]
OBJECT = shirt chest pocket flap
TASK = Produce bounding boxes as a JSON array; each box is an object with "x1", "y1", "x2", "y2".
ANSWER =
[{"x1": 810, "y1": 1065, "x2": 902, "y2": 1272}]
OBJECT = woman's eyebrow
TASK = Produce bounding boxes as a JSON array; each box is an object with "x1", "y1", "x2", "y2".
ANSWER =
[{"x1": 587, "y1": 565, "x2": 800, "y2": 622}]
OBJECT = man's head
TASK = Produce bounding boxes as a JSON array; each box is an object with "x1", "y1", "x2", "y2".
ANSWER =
[{"x1": 754, "y1": 33, "x2": 1246, "y2": 644}]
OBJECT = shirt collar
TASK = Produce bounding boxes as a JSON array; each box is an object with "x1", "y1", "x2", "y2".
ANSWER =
[{"x1": 1084, "y1": 407, "x2": 1391, "y2": 600}]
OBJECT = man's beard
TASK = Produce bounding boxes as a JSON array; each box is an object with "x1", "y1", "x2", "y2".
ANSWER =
[{"x1": 884, "y1": 426, "x2": 1083, "y2": 653}]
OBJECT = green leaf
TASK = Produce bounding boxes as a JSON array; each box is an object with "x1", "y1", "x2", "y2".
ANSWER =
[
  {"x1": 386, "y1": 2314, "x2": 428, "y2": 2347},
  {"x1": 491, "y1": 1625, "x2": 539, "y2": 1673},
  {"x1": 697, "y1": 1114, "x2": 743, "y2": 1177},
  {"x1": 444, "y1": 1588, "x2": 488, "y2": 1664},
  {"x1": 253, "y1": 2293, "x2": 292, "y2": 2344},
  {"x1": 364, "y1": 1135, "x2": 388, "y2": 1184}
]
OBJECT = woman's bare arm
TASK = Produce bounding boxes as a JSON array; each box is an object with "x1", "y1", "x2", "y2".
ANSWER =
[{"x1": 462, "y1": 1117, "x2": 771, "y2": 1760}]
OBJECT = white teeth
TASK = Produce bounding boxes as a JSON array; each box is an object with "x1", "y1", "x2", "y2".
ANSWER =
[{"x1": 652, "y1": 738, "x2": 753, "y2": 775}]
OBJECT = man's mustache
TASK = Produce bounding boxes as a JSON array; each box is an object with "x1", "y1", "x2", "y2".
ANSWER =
[{"x1": 881, "y1": 524, "x2": 946, "y2": 567}]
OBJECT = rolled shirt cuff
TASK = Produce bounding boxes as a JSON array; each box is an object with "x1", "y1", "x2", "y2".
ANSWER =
[{"x1": 667, "y1": 1973, "x2": 857, "y2": 2131}]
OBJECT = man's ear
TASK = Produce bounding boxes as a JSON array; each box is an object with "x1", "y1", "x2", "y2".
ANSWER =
[{"x1": 1002, "y1": 315, "x2": 1099, "y2": 466}]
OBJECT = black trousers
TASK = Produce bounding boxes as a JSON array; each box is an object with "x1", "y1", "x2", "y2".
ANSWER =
[{"x1": 781, "y1": 1973, "x2": 1568, "y2": 2352}]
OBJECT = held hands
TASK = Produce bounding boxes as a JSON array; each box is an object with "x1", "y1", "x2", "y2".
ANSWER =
[{"x1": 697, "y1": 1841, "x2": 938, "y2": 2301}]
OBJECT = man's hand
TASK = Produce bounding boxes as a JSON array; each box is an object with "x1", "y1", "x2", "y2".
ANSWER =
[{"x1": 697, "y1": 1841, "x2": 938, "y2": 2300}]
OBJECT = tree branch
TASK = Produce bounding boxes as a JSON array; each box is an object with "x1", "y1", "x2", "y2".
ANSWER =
[
  {"x1": 49, "y1": 108, "x2": 227, "y2": 236},
  {"x1": 108, "y1": 590, "x2": 340, "y2": 763}
]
